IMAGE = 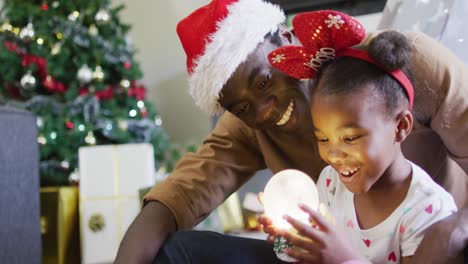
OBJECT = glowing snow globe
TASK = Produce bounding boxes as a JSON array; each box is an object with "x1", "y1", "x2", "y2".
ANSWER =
[{"x1": 263, "y1": 169, "x2": 319, "y2": 262}]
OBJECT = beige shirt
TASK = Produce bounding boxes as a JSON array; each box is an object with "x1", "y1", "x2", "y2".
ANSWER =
[{"x1": 145, "y1": 32, "x2": 468, "y2": 230}]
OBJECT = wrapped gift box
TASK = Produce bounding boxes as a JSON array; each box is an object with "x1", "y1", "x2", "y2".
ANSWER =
[
  {"x1": 217, "y1": 192, "x2": 244, "y2": 232},
  {"x1": 79, "y1": 143, "x2": 155, "y2": 264},
  {"x1": 41, "y1": 187, "x2": 80, "y2": 264}
]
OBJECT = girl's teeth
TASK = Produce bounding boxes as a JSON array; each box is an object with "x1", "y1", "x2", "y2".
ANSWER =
[{"x1": 341, "y1": 168, "x2": 358, "y2": 176}]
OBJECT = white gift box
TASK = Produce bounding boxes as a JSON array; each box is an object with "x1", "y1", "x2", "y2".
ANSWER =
[{"x1": 78, "y1": 143, "x2": 155, "y2": 264}]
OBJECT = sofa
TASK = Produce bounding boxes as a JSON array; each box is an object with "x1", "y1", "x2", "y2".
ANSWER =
[{"x1": 0, "y1": 106, "x2": 41, "y2": 263}]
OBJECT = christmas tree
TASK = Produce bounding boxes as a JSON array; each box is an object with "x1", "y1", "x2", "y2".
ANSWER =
[{"x1": 0, "y1": 0, "x2": 171, "y2": 186}]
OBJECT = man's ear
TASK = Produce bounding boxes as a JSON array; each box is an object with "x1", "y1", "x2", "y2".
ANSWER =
[
  {"x1": 278, "y1": 24, "x2": 294, "y2": 45},
  {"x1": 395, "y1": 110, "x2": 413, "y2": 142}
]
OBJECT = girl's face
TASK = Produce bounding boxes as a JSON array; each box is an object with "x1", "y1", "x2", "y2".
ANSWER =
[{"x1": 311, "y1": 88, "x2": 401, "y2": 194}]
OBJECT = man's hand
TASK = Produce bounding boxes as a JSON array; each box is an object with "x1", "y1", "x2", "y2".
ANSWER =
[
  {"x1": 412, "y1": 207, "x2": 468, "y2": 264},
  {"x1": 115, "y1": 201, "x2": 177, "y2": 264}
]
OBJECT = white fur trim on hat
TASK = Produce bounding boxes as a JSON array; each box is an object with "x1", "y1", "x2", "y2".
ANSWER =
[{"x1": 189, "y1": 0, "x2": 285, "y2": 114}]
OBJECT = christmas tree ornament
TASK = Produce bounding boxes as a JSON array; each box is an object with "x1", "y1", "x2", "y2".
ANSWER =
[
  {"x1": 41, "y1": 2, "x2": 49, "y2": 11},
  {"x1": 118, "y1": 120, "x2": 128, "y2": 131},
  {"x1": 43, "y1": 75, "x2": 54, "y2": 87},
  {"x1": 65, "y1": 120, "x2": 74, "y2": 129},
  {"x1": 52, "y1": 1, "x2": 59, "y2": 8},
  {"x1": 92, "y1": 66, "x2": 105, "y2": 82},
  {"x1": 155, "y1": 116, "x2": 162, "y2": 126},
  {"x1": 49, "y1": 131, "x2": 57, "y2": 140},
  {"x1": 19, "y1": 23, "x2": 35, "y2": 41},
  {"x1": 129, "y1": 109, "x2": 138, "y2": 117},
  {"x1": 105, "y1": 121, "x2": 114, "y2": 132},
  {"x1": 68, "y1": 168, "x2": 80, "y2": 185},
  {"x1": 0, "y1": 21, "x2": 12, "y2": 32},
  {"x1": 36, "y1": 117, "x2": 44, "y2": 128},
  {"x1": 77, "y1": 64, "x2": 93, "y2": 84},
  {"x1": 69, "y1": 170, "x2": 80, "y2": 182},
  {"x1": 11, "y1": 27, "x2": 20, "y2": 36},
  {"x1": 37, "y1": 134, "x2": 47, "y2": 145},
  {"x1": 51, "y1": 42, "x2": 61, "y2": 55},
  {"x1": 137, "y1": 100, "x2": 145, "y2": 109},
  {"x1": 61, "y1": 160, "x2": 70, "y2": 169},
  {"x1": 85, "y1": 131, "x2": 96, "y2": 145},
  {"x1": 55, "y1": 32, "x2": 63, "y2": 40},
  {"x1": 123, "y1": 61, "x2": 132, "y2": 69},
  {"x1": 36, "y1": 37, "x2": 45, "y2": 45},
  {"x1": 20, "y1": 71, "x2": 37, "y2": 90},
  {"x1": 95, "y1": 9, "x2": 110, "y2": 25},
  {"x1": 140, "y1": 108, "x2": 148, "y2": 117},
  {"x1": 263, "y1": 169, "x2": 320, "y2": 262},
  {"x1": 119, "y1": 79, "x2": 130, "y2": 89},
  {"x1": 68, "y1": 11, "x2": 80, "y2": 21},
  {"x1": 88, "y1": 24, "x2": 99, "y2": 36}
]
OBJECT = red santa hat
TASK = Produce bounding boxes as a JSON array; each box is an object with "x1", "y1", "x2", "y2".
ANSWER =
[{"x1": 177, "y1": 0, "x2": 285, "y2": 114}]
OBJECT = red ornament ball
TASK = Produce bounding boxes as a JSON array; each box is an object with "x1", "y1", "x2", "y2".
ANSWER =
[{"x1": 65, "y1": 121, "x2": 74, "y2": 129}]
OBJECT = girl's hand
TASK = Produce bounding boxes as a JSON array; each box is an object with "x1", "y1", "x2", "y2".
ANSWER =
[
  {"x1": 258, "y1": 213, "x2": 280, "y2": 243},
  {"x1": 280, "y1": 203, "x2": 366, "y2": 264},
  {"x1": 257, "y1": 192, "x2": 280, "y2": 243}
]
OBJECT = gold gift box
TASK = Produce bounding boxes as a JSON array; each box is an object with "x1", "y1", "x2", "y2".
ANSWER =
[{"x1": 41, "y1": 187, "x2": 81, "y2": 264}]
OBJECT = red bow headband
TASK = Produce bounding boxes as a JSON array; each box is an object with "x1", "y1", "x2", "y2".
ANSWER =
[{"x1": 268, "y1": 10, "x2": 414, "y2": 110}]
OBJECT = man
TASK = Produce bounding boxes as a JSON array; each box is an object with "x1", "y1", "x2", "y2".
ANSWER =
[{"x1": 115, "y1": 0, "x2": 468, "y2": 263}]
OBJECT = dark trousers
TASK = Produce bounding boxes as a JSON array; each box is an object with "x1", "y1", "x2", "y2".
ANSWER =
[
  {"x1": 465, "y1": 245, "x2": 467, "y2": 264},
  {"x1": 153, "y1": 230, "x2": 286, "y2": 264},
  {"x1": 154, "y1": 230, "x2": 468, "y2": 264}
]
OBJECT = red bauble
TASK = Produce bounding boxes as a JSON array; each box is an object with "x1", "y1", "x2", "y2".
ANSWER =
[
  {"x1": 41, "y1": 2, "x2": 49, "y2": 11},
  {"x1": 140, "y1": 108, "x2": 148, "y2": 117},
  {"x1": 123, "y1": 61, "x2": 132, "y2": 69},
  {"x1": 65, "y1": 121, "x2": 74, "y2": 129}
]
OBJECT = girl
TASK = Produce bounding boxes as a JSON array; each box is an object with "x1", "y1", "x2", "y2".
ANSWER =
[{"x1": 272, "y1": 30, "x2": 458, "y2": 263}]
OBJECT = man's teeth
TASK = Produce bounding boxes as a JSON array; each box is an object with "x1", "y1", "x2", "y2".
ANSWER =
[
  {"x1": 276, "y1": 100, "x2": 294, "y2": 126},
  {"x1": 340, "y1": 168, "x2": 359, "y2": 176}
]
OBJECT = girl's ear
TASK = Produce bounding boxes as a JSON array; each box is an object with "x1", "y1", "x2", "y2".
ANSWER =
[{"x1": 395, "y1": 110, "x2": 413, "y2": 142}]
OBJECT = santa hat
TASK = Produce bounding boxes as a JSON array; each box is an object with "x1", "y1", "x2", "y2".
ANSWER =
[{"x1": 177, "y1": 0, "x2": 285, "y2": 114}]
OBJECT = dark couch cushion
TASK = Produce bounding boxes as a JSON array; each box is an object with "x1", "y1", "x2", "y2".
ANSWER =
[{"x1": 0, "y1": 107, "x2": 41, "y2": 263}]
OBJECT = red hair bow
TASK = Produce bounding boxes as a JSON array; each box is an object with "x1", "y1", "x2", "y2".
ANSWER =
[{"x1": 268, "y1": 10, "x2": 365, "y2": 79}]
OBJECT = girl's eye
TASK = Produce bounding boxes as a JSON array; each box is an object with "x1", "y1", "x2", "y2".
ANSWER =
[
  {"x1": 317, "y1": 138, "x2": 328, "y2": 143},
  {"x1": 259, "y1": 74, "x2": 270, "y2": 90},
  {"x1": 344, "y1": 136, "x2": 360, "y2": 142}
]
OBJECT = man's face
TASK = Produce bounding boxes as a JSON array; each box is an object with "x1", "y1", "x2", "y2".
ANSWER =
[
  {"x1": 311, "y1": 89, "x2": 399, "y2": 194},
  {"x1": 218, "y1": 39, "x2": 312, "y2": 133}
]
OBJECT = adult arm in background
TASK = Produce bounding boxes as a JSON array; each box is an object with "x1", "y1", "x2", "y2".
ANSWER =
[
  {"x1": 115, "y1": 112, "x2": 267, "y2": 263},
  {"x1": 405, "y1": 31, "x2": 468, "y2": 264}
]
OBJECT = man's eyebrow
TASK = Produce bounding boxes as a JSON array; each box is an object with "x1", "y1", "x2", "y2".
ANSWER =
[{"x1": 248, "y1": 66, "x2": 261, "y2": 89}]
